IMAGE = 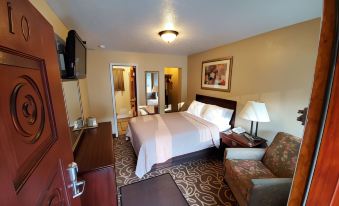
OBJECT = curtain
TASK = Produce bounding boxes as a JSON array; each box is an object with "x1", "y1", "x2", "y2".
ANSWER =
[{"x1": 113, "y1": 69, "x2": 125, "y2": 92}]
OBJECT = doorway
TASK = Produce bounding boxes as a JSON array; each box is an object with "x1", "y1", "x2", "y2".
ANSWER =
[
  {"x1": 110, "y1": 64, "x2": 138, "y2": 136},
  {"x1": 164, "y1": 67, "x2": 183, "y2": 113}
]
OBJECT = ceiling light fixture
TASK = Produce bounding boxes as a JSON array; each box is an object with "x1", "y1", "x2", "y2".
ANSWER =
[
  {"x1": 158, "y1": 30, "x2": 179, "y2": 43},
  {"x1": 98, "y1": 44, "x2": 106, "y2": 49}
]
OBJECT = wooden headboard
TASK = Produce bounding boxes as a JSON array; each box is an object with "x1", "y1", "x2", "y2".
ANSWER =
[{"x1": 196, "y1": 94, "x2": 237, "y2": 128}]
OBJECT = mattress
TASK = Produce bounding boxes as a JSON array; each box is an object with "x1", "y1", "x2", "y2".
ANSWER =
[{"x1": 126, "y1": 112, "x2": 220, "y2": 177}]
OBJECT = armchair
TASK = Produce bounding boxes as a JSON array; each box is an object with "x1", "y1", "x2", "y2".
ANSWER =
[{"x1": 224, "y1": 132, "x2": 301, "y2": 206}]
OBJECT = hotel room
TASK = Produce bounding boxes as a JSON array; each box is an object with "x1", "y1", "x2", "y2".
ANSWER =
[{"x1": 0, "y1": 0, "x2": 338, "y2": 205}]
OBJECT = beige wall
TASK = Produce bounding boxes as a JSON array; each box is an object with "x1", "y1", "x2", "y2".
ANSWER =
[
  {"x1": 29, "y1": 0, "x2": 68, "y2": 40},
  {"x1": 61, "y1": 80, "x2": 91, "y2": 125},
  {"x1": 31, "y1": 0, "x2": 319, "y2": 139},
  {"x1": 87, "y1": 50, "x2": 187, "y2": 132},
  {"x1": 164, "y1": 68, "x2": 182, "y2": 111},
  {"x1": 188, "y1": 19, "x2": 321, "y2": 143},
  {"x1": 30, "y1": 0, "x2": 91, "y2": 120},
  {"x1": 113, "y1": 66, "x2": 132, "y2": 116},
  {"x1": 78, "y1": 79, "x2": 90, "y2": 118},
  {"x1": 62, "y1": 81, "x2": 83, "y2": 126}
]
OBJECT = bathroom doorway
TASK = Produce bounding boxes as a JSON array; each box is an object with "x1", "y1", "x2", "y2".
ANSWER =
[{"x1": 110, "y1": 64, "x2": 138, "y2": 136}]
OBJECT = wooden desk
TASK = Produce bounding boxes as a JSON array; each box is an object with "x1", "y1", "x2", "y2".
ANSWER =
[
  {"x1": 74, "y1": 122, "x2": 117, "y2": 206},
  {"x1": 75, "y1": 122, "x2": 114, "y2": 173}
]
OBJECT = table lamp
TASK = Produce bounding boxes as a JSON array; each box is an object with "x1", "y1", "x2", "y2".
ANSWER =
[{"x1": 239, "y1": 101, "x2": 270, "y2": 137}]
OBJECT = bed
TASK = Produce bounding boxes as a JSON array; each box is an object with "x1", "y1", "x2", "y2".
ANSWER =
[{"x1": 126, "y1": 94, "x2": 237, "y2": 177}]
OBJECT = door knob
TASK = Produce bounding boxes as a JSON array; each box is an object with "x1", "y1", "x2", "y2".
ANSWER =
[{"x1": 67, "y1": 162, "x2": 85, "y2": 198}]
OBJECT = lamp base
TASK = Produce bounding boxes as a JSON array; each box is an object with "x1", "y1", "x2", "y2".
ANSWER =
[
  {"x1": 249, "y1": 121, "x2": 259, "y2": 137},
  {"x1": 255, "y1": 121, "x2": 259, "y2": 137}
]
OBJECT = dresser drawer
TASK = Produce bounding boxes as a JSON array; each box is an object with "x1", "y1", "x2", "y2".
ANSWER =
[
  {"x1": 220, "y1": 132, "x2": 267, "y2": 149},
  {"x1": 221, "y1": 136, "x2": 245, "y2": 148}
]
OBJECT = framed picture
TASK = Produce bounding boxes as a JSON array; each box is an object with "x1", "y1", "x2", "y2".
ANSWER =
[{"x1": 201, "y1": 57, "x2": 233, "y2": 92}]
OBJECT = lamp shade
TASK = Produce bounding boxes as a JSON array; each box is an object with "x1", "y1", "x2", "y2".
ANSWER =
[{"x1": 239, "y1": 101, "x2": 270, "y2": 122}]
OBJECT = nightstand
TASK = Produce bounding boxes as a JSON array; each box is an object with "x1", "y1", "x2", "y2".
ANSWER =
[{"x1": 219, "y1": 132, "x2": 267, "y2": 158}]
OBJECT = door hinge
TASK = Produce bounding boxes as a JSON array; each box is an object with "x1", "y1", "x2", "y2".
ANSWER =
[{"x1": 297, "y1": 107, "x2": 308, "y2": 125}]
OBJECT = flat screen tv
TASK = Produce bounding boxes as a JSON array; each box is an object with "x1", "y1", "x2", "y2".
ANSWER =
[{"x1": 65, "y1": 30, "x2": 87, "y2": 79}]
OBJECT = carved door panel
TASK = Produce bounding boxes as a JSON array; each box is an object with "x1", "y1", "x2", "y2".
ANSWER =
[{"x1": 0, "y1": 0, "x2": 80, "y2": 205}]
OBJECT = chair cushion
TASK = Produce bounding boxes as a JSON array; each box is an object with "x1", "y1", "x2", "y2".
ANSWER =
[
  {"x1": 262, "y1": 132, "x2": 301, "y2": 178},
  {"x1": 225, "y1": 159, "x2": 276, "y2": 199}
]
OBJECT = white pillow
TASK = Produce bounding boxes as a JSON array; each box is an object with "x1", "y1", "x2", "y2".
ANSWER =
[
  {"x1": 204, "y1": 121, "x2": 231, "y2": 132},
  {"x1": 187, "y1": 100, "x2": 206, "y2": 117},
  {"x1": 201, "y1": 104, "x2": 234, "y2": 131}
]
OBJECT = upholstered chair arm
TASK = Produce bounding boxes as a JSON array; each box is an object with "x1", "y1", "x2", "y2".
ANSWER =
[
  {"x1": 247, "y1": 178, "x2": 292, "y2": 206},
  {"x1": 224, "y1": 148, "x2": 266, "y2": 160}
]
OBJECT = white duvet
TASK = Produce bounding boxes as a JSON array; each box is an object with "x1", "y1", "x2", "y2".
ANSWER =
[{"x1": 126, "y1": 112, "x2": 220, "y2": 178}]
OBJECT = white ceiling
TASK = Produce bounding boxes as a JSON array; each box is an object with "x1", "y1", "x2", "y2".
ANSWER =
[{"x1": 47, "y1": 0, "x2": 322, "y2": 55}]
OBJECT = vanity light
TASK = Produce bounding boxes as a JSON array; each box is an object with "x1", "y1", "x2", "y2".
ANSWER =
[{"x1": 158, "y1": 30, "x2": 179, "y2": 43}]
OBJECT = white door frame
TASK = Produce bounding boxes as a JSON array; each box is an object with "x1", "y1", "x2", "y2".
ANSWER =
[{"x1": 109, "y1": 63, "x2": 139, "y2": 137}]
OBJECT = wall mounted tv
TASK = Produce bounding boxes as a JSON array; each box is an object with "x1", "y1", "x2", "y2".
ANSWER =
[{"x1": 64, "y1": 30, "x2": 87, "y2": 79}]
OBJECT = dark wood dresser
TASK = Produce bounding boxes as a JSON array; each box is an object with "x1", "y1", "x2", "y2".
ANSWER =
[{"x1": 74, "y1": 122, "x2": 117, "y2": 206}]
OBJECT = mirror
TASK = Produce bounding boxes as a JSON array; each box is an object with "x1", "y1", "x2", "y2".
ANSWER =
[
  {"x1": 62, "y1": 80, "x2": 84, "y2": 150},
  {"x1": 145, "y1": 71, "x2": 159, "y2": 113}
]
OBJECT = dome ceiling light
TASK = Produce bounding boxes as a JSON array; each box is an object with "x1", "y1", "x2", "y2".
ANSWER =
[{"x1": 158, "y1": 30, "x2": 179, "y2": 43}]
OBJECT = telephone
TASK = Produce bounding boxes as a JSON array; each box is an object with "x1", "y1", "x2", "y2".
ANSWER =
[
  {"x1": 243, "y1": 132, "x2": 255, "y2": 141},
  {"x1": 232, "y1": 127, "x2": 246, "y2": 134}
]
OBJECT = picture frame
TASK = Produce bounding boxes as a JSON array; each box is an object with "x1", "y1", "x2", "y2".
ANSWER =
[{"x1": 201, "y1": 57, "x2": 233, "y2": 92}]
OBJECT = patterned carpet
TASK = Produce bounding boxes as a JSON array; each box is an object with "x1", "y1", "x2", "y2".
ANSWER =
[{"x1": 113, "y1": 136, "x2": 238, "y2": 206}]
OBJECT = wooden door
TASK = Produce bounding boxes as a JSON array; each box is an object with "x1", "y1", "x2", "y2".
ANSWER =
[
  {"x1": 287, "y1": 0, "x2": 338, "y2": 205},
  {"x1": 305, "y1": 1, "x2": 339, "y2": 203},
  {"x1": 307, "y1": 57, "x2": 339, "y2": 204},
  {"x1": 129, "y1": 66, "x2": 137, "y2": 117},
  {"x1": 0, "y1": 0, "x2": 80, "y2": 205}
]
